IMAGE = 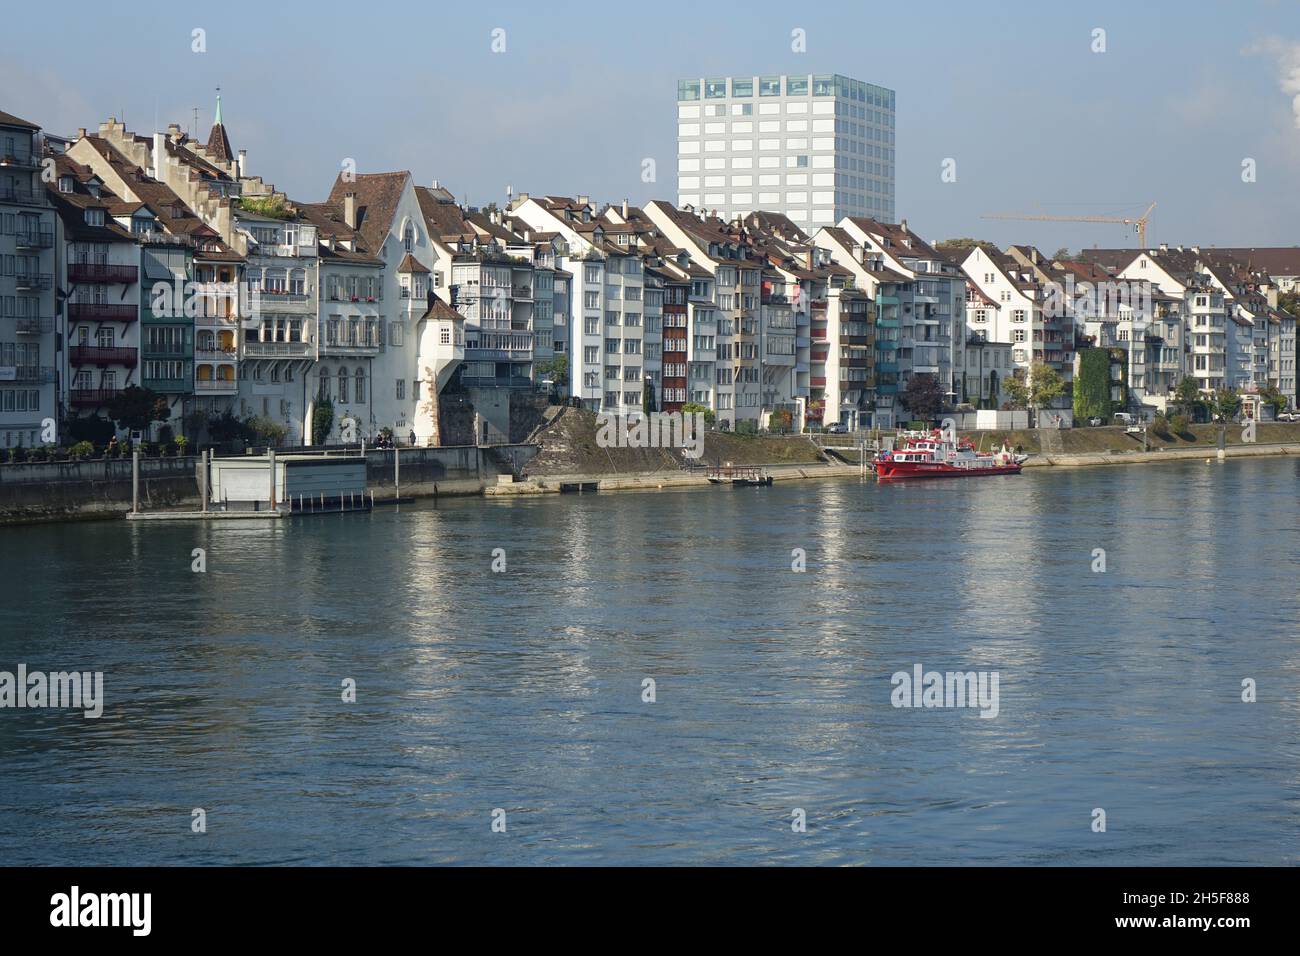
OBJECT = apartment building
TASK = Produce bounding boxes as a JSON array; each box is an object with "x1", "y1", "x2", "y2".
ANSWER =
[
  {"x1": 324, "y1": 172, "x2": 463, "y2": 445},
  {"x1": 953, "y1": 245, "x2": 1075, "y2": 417},
  {"x1": 139, "y1": 234, "x2": 195, "y2": 430},
  {"x1": 0, "y1": 110, "x2": 57, "y2": 449},
  {"x1": 677, "y1": 73, "x2": 896, "y2": 227},
  {"x1": 48, "y1": 155, "x2": 143, "y2": 424}
]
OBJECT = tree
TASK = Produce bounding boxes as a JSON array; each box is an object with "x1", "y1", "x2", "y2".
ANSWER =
[
  {"x1": 107, "y1": 386, "x2": 169, "y2": 434},
  {"x1": 935, "y1": 238, "x2": 1000, "y2": 257},
  {"x1": 1173, "y1": 376, "x2": 1203, "y2": 420},
  {"x1": 312, "y1": 398, "x2": 335, "y2": 445},
  {"x1": 1211, "y1": 387, "x2": 1240, "y2": 422},
  {"x1": 246, "y1": 415, "x2": 289, "y2": 447},
  {"x1": 535, "y1": 354, "x2": 569, "y2": 388},
  {"x1": 1073, "y1": 349, "x2": 1112, "y2": 421},
  {"x1": 900, "y1": 373, "x2": 944, "y2": 421},
  {"x1": 1003, "y1": 362, "x2": 1064, "y2": 423},
  {"x1": 681, "y1": 401, "x2": 715, "y2": 426},
  {"x1": 1278, "y1": 291, "x2": 1299, "y2": 317},
  {"x1": 1258, "y1": 384, "x2": 1288, "y2": 416},
  {"x1": 1052, "y1": 247, "x2": 1072, "y2": 261}
]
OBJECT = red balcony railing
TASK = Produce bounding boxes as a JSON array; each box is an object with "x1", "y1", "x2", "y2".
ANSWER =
[
  {"x1": 68, "y1": 302, "x2": 138, "y2": 323},
  {"x1": 70, "y1": 345, "x2": 138, "y2": 366},
  {"x1": 70, "y1": 388, "x2": 122, "y2": 407},
  {"x1": 67, "y1": 263, "x2": 139, "y2": 284}
]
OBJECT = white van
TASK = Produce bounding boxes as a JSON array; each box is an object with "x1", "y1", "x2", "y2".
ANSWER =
[{"x1": 1113, "y1": 412, "x2": 1135, "y2": 425}]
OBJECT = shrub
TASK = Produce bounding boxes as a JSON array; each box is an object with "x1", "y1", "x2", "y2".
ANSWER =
[
  {"x1": 735, "y1": 419, "x2": 759, "y2": 436},
  {"x1": 1151, "y1": 414, "x2": 1172, "y2": 439},
  {"x1": 1169, "y1": 414, "x2": 1190, "y2": 437},
  {"x1": 68, "y1": 441, "x2": 95, "y2": 459}
]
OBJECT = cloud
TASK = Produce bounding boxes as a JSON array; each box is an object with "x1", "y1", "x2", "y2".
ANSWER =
[{"x1": 1246, "y1": 36, "x2": 1300, "y2": 129}]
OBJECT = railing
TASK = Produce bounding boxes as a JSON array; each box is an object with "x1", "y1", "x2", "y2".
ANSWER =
[
  {"x1": 69, "y1": 302, "x2": 138, "y2": 322},
  {"x1": 70, "y1": 346, "x2": 137, "y2": 366},
  {"x1": 0, "y1": 183, "x2": 43, "y2": 204},
  {"x1": 195, "y1": 379, "x2": 238, "y2": 392},
  {"x1": 243, "y1": 340, "x2": 314, "y2": 357},
  {"x1": 14, "y1": 228, "x2": 53, "y2": 249},
  {"x1": 0, "y1": 150, "x2": 39, "y2": 168},
  {"x1": 70, "y1": 388, "x2": 121, "y2": 406},
  {"x1": 15, "y1": 272, "x2": 52, "y2": 291},
  {"x1": 68, "y1": 263, "x2": 138, "y2": 284},
  {"x1": 14, "y1": 316, "x2": 53, "y2": 334},
  {"x1": 3, "y1": 365, "x2": 57, "y2": 383},
  {"x1": 194, "y1": 346, "x2": 239, "y2": 360}
]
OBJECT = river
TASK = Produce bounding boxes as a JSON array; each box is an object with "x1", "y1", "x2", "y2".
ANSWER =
[{"x1": 1, "y1": 457, "x2": 1297, "y2": 865}]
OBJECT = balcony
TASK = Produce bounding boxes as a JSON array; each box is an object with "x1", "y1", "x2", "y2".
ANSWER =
[
  {"x1": 15, "y1": 272, "x2": 52, "y2": 291},
  {"x1": 2, "y1": 365, "x2": 56, "y2": 384},
  {"x1": 0, "y1": 182, "x2": 43, "y2": 205},
  {"x1": 70, "y1": 346, "x2": 137, "y2": 366},
  {"x1": 70, "y1": 388, "x2": 121, "y2": 407},
  {"x1": 69, "y1": 302, "x2": 138, "y2": 323},
  {"x1": 195, "y1": 378, "x2": 238, "y2": 394},
  {"x1": 68, "y1": 263, "x2": 139, "y2": 284},
  {"x1": 14, "y1": 316, "x2": 53, "y2": 334},
  {"x1": 243, "y1": 340, "x2": 314, "y2": 358},
  {"x1": 0, "y1": 149, "x2": 40, "y2": 170},
  {"x1": 14, "y1": 228, "x2": 53, "y2": 249},
  {"x1": 195, "y1": 346, "x2": 239, "y2": 361}
]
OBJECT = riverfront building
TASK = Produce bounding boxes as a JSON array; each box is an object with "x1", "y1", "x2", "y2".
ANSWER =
[
  {"x1": 676, "y1": 73, "x2": 896, "y2": 227},
  {"x1": 0, "y1": 110, "x2": 57, "y2": 450}
]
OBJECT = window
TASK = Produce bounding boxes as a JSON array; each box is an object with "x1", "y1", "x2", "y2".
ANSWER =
[
  {"x1": 704, "y1": 77, "x2": 727, "y2": 98},
  {"x1": 731, "y1": 78, "x2": 753, "y2": 97},
  {"x1": 787, "y1": 76, "x2": 808, "y2": 96},
  {"x1": 403, "y1": 223, "x2": 415, "y2": 252},
  {"x1": 759, "y1": 76, "x2": 781, "y2": 96},
  {"x1": 396, "y1": 379, "x2": 405, "y2": 400}
]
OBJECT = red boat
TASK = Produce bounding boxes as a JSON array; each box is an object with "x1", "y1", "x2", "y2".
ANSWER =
[{"x1": 874, "y1": 430, "x2": 1025, "y2": 480}]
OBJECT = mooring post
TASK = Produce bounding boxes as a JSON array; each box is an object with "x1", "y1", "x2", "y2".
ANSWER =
[
  {"x1": 268, "y1": 449, "x2": 277, "y2": 512},
  {"x1": 395, "y1": 445, "x2": 400, "y2": 501},
  {"x1": 131, "y1": 448, "x2": 140, "y2": 514},
  {"x1": 199, "y1": 449, "x2": 209, "y2": 513}
]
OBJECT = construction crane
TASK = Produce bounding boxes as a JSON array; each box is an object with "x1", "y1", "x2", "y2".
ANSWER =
[{"x1": 981, "y1": 202, "x2": 1157, "y2": 249}]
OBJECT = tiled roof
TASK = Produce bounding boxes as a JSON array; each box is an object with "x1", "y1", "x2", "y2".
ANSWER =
[
  {"x1": 0, "y1": 109, "x2": 40, "y2": 130},
  {"x1": 326, "y1": 171, "x2": 411, "y2": 254},
  {"x1": 397, "y1": 252, "x2": 430, "y2": 273},
  {"x1": 206, "y1": 122, "x2": 233, "y2": 164}
]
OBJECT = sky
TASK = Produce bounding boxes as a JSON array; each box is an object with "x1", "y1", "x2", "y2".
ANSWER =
[{"x1": 5, "y1": 0, "x2": 1299, "y2": 251}]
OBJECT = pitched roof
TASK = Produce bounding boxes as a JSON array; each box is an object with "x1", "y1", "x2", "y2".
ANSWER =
[
  {"x1": 0, "y1": 109, "x2": 40, "y2": 130},
  {"x1": 325, "y1": 170, "x2": 411, "y2": 253},
  {"x1": 397, "y1": 252, "x2": 429, "y2": 273}
]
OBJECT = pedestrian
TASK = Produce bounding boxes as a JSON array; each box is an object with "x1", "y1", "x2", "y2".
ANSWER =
[{"x1": 409, "y1": 430, "x2": 416, "y2": 447}]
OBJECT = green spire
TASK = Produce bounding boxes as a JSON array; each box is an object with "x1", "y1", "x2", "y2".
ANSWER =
[{"x1": 214, "y1": 92, "x2": 222, "y2": 126}]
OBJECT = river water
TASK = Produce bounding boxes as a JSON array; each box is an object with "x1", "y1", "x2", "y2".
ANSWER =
[{"x1": 1, "y1": 458, "x2": 1297, "y2": 865}]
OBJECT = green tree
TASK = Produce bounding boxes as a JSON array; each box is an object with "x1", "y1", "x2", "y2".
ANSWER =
[
  {"x1": 247, "y1": 415, "x2": 289, "y2": 447},
  {"x1": 312, "y1": 398, "x2": 335, "y2": 445},
  {"x1": 1173, "y1": 376, "x2": 1203, "y2": 420},
  {"x1": 1003, "y1": 362, "x2": 1065, "y2": 422},
  {"x1": 536, "y1": 354, "x2": 569, "y2": 388},
  {"x1": 107, "y1": 386, "x2": 169, "y2": 434},
  {"x1": 900, "y1": 373, "x2": 944, "y2": 421},
  {"x1": 1211, "y1": 387, "x2": 1240, "y2": 422},
  {"x1": 1073, "y1": 349, "x2": 1111, "y2": 421},
  {"x1": 934, "y1": 238, "x2": 1000, "y2": 256},
  {"x1": 1277, "y1": 291, "x2": 1299, "y2": 317},
  {"x1": 681, "y1": 401, "x2": 715, "y2": 426},
  {"x1": 1258, "y1": 384, "x2": 1288, "y2": 416}
]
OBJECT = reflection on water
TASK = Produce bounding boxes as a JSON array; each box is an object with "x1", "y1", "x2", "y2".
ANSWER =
[{"x1": 0, "y1": 458, "x2": 1296, "y2": 865}]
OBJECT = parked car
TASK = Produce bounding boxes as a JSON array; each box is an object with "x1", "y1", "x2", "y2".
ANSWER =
[
  {"x1": 825, "y1": 422, "x2": 848, "y2": 434},
  {"x1": 1277, "y1": 411, "x2": 1299, "y2": 422},
  {"x1": 1087, "y1": 416, "x2": 1103, "y2": 427},
  {"x1": 1113, "y1": 412, "x2": 1135, "y2": 425}
]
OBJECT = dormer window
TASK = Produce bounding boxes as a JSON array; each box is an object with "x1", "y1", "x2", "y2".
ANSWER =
[
  {"x1": 403, "y1": 223, "x2": 415, "y2": 252},
  {"x1": 84, "y1": 209, "x2": 105, "y2": 227},
  {"x1": 58, "y1": 176, "x2": 74, "y2": 193},
  {"x1": 87, "y1": 182, "x2": 101, "y2": 198}
]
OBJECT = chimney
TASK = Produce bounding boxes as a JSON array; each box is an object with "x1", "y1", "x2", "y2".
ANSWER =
[
  {"x1": 1159, "y1": 243, "x2": 1168, "y2": 253},
  {"x1": 432, "y1": 179, "x2": 441, "y2": 189},
  {"x1": 237, "y1": 149, "x2": 247, "y2": 178},
  {"x1": 900, "y1": 218, "x2": 908, "y2": 234},
  {"x1": 577, "y1": 194, "x2": 589, "y2": 207},
  {"x1": 517, "y1": 191, "x2": 529, "y2": 204},
  {"x1": 622, "y1": 198, "x2": 629, "y2": 218},
  {"x1": 77, "y1": 128, "x2": 86, "y2": 139},
  {"x1": 152, "y1": 132, "x2": 165, "y2": 179},
  {"x1": 343, "y1": 193, "x2": 357, "y2": 229}
]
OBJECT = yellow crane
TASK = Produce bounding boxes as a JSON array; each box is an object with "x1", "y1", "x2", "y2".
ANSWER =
[{"x1": 981, "y1": 202, "x2": 1157, "y2": 249}]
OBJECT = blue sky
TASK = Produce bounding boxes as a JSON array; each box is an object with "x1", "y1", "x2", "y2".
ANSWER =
[{"x1": 6, "y1": 0, "x2": 1299, "y2": 250}]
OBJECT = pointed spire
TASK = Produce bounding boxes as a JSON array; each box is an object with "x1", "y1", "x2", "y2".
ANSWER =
[{"x1": 206, "y1": 87, "x2": 233, "y2": 163}]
